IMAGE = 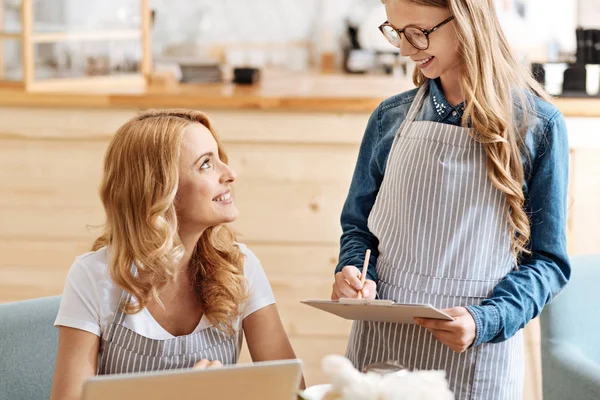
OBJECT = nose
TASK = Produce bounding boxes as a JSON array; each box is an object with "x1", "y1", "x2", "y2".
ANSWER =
[
  {"x1": 219, "y1": 162, "x2": 236, "y2": 184},
  {"x1": 399, "y1": 36, "x2": 418, "y2": 57}
]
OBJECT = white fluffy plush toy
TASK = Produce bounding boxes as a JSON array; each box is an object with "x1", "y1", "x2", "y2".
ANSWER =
[{"x1": 319, "y1": 355, "x2": 455, "y2": 400}]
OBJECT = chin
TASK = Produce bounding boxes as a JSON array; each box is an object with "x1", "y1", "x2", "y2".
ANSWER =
[
  {"x1": 221, "y1": 209, "x2": 240, "y2": 224},
  {"x1": 208, "y1": 203, "x2": 239, "y2": 224},
  {"x1": 421, "y1": 69, "x2": 440, "y2": 80},
  {"x1": 221, "y1": 215, "x2": 238, "y2": 224}
]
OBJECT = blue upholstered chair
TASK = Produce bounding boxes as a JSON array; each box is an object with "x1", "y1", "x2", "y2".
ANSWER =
[
  {"x1": 0, "y1": 296, "x2": 61, "y2": 400},
  {"x1": 540, "y1": 254, "x2": 600, "y2": 400}
]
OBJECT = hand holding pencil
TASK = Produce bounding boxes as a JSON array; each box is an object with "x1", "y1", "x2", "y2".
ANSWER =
[
  {"x1": 357, "y1": 249, "x2": 371, "y2": 299},
  {"x1": 331, "y1": 249, "x2": 377, "y2": 301}
]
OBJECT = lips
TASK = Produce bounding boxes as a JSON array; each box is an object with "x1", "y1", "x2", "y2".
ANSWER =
[
  {"x1": 212, "y1": 190, "x2": 232, "y2": 202},
  {"x1": 414, "y1": 56, "x2": 434, "y2": 65}
]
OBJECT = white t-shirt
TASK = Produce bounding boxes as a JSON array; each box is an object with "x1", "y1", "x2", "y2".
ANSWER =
[{"x1": 54, "y1": 243, "x2": 275, "y2": 340}]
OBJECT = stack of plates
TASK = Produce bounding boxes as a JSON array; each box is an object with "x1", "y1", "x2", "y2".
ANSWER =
[
  {"x1": 178, "y1": 62, "x2": 223, "y2": 83},
  {"x1": 154, "y1": 58, "x2": 223, "y2": 83}
]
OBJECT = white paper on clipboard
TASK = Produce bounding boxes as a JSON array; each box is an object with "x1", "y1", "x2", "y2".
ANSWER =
[{"x1": 300, "y1": 298, "x2": 454, "y2": 324}]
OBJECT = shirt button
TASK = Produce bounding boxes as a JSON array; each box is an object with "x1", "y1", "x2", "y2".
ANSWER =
[{"x1": 452, "y1": 110, "x2": 457, "y2": 116}]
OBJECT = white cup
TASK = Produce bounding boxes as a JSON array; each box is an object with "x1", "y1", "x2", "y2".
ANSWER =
[
  {"x1": 544, "y1": 63, "x2": 568, "y2": 96},
  {"x1": 586, "y1": 64, "x2": 600, "y2": 96}
]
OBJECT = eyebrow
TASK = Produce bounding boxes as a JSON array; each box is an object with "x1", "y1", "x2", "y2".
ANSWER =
[
  {"x1": 388, "y1": 20, "x2": 428, "y2": 30},
  {"x1": 193, "y1": 151, "x2": 214, "y2": 166}
]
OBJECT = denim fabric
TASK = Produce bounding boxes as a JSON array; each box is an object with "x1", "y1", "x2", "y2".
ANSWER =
[{"x1": 336, "y1": 78, "x2": 571, "y2": 346}]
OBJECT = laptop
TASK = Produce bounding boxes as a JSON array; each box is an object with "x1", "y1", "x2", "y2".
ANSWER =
[{"x1": 82, "y1": 359, "x2": 303, "y2": 400}]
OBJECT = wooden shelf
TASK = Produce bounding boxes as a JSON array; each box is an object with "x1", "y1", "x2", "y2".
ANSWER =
[
  {"x1": 0, "y1": 32, "x2": 20, "y2": 39},
  {"x1": 0, "y1": 0, "x2": 150, "y2": 91},
  {"x1": 30, "y1": 29, "x2": 142, "y2": 44}
]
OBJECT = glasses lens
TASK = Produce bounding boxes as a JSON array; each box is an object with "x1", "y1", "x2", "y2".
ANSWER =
[
  {"x1": 404, "y1": 27, "x2": 428, "y2": 50},
  {"x1": 380, "y1": 25, "x2": 401, "y2": 47}
]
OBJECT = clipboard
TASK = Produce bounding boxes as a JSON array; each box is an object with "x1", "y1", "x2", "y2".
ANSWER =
[{"x1": 301, "y1": 298, "x2": 454, "y2": 324}]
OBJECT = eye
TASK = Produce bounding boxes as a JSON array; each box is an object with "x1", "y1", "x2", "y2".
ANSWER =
[{"x1": 200, "y1": 159, "x2": 212, "y2": 170}]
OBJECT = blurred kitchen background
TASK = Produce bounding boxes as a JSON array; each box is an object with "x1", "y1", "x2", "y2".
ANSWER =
[
  {"x1": 1, "y1": 1, "x2": 599, "y2": 400},
  {"x1": 0, "y1": 0, "x2": 598, "y2": 90}
]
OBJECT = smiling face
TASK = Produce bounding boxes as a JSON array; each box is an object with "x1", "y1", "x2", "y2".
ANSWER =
[
  {"x1": 384, "y1": 0, "x2": 461, "y2": 83},
  {"x1": 175, "y1": 123, "x2": 238, "y2": 236}
]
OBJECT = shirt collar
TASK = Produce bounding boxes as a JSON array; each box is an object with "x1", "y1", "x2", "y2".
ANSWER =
[{"x1": 429, "y1": 78, "x2": 466, "y2": 122}]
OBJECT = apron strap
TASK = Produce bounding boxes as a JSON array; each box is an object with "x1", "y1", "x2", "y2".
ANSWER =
[
  {"x1": 395, "y1": 80, "x2": 430, "y2": 138},
  {"x1": 104, "y1": 261, "x2": 137, "y2": 342},
  {"x1": 104, "y1": 289, "x2": 130, "y2": 342}
]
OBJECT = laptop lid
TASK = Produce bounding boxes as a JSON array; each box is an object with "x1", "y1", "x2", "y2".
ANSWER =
[{"x1": 82, "y1": 359, "x2": 303, "y2": 400}]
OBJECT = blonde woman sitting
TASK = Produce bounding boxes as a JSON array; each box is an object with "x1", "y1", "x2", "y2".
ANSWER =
[{"x1": 50, "y1": 109, "x2": 303, "y2": 400}]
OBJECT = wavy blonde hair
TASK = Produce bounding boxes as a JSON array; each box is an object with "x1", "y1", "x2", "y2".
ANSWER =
[
  {"x1": 92, "y1": 109, "x2": 246, "y2": 334},
  {"x1": 384, "y1": 0, "x2": 553, "y2": 262}
]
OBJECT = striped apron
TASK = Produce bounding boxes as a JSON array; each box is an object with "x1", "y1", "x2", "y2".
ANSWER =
[
  {"x1": 346, "y1": 81, "x2": 524, "y2": 400},
  {"x1": 98, "y1": 291, "x2": 241, "y2": 375}
]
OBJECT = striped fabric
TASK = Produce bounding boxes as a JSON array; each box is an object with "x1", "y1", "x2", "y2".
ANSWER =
[
  {"x1": 97, "y1": 292, "x2": 241, "y2": 375},
  {"x1": 346, "y1": 82, "x2": 524, "y2": 400}
]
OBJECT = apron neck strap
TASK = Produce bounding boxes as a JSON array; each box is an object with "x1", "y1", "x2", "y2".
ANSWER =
[
  {"x1": 113, "y1": 289, "x2": 131, "y2": 326},
  {"x1": 396, "y1": 80, "x2": 430, "y2": 137}
]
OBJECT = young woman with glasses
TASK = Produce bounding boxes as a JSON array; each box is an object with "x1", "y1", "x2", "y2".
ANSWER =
[{"x1": 331, "y1": 1, "x2": 570, "y2": 399}]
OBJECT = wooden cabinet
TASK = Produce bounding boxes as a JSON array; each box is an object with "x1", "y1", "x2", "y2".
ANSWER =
[{"x1": 0, "y1": 0, "x2": 151, "y2": 91}]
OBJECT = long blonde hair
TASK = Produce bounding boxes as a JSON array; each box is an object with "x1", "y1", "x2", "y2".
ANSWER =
[
  {"x1": 92, "y1": 109, "x2": 246, "y2": 334},
  {"x1": 386, "y1": 0, "x2": 552, "y2": 262}
]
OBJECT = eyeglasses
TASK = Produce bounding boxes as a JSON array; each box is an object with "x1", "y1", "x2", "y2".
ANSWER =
[{"x1": 378, "y1": 16, "x2": 455, "y2": 51}]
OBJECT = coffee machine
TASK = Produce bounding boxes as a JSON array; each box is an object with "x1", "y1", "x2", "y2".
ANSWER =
[
  {"x1": 532, "y1": 27, "x2": 600, "y2": 97},
  {"x1": 562, "y1": 28, "x2": 600, "y2": 96}
]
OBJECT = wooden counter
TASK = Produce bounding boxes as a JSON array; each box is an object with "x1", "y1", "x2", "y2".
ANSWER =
[
  {"x1": 0, "y1": 70, "x2": 599, "y2": 116},
  {"x1": 1, "y1": 71, "x2": 599, "y2": 398}
]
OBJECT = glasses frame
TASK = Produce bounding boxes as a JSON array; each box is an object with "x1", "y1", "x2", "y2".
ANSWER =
[{"x1": 378, "y1": 16, "x2": 455, "y2": 50}]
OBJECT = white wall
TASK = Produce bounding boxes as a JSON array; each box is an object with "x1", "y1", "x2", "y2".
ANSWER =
[
  {"x1": 494, "y1": 0, "x2": 578, "y2": 61},
  {"x1": 578, "y1": 0, "x2": 600, "y2": 28}
]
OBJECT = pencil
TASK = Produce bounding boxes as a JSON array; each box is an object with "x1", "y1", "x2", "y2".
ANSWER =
[{"x1": 357, "y1": 249, "x2": 371, "y2": 299}]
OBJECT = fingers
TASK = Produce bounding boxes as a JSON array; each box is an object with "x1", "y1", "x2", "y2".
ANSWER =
[
  {"x1": 193, "y1": 359, "x2": 223, "y2": 369},
  {"x1": 331, "y1": 282, "x2": 346, "y2": 300},
  {"x1": 427, "y1": 329, "x2": 458, "y2": 344},
  {"x1": 332, "y1": 283, "x2": 351, "y2": 300},
  {"x1": 441, "y1": 307, "x2": 468, "y2": 318},
  {"x1": 426, "y1": 329, "x2": 458, "y2": 351},
  {"x1": 332, "y1": 266, "x2": 378, "y2": 300},
  {"x1": 334, "y1": 280, "x2": 359, "y2": 298},
  {"x1": 426, "y1": 329, "x2": 473, "y2": 353},
  {"x1": 194, "y1": 359, "x2": 210, "y2": 369},
  {"x1": 415, "y1": 307, "x2": 477, "y2": 353},
  {"x1": 341, "y1": 266, "x2": 363, "y2": 290},
  {"x1": 333, "y1": 268, "x2": 361, "y2": 299},
  {"x1": 360, "y1": 280, "x2": 377, "y2": 300},
  {"x1": 413, "y1": 317, "x2": 455, "y2": 332}
]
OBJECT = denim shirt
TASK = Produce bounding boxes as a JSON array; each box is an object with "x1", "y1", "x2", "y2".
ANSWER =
[{"x1": 335, "y1": 78, "x2": 571, "y2": 347}]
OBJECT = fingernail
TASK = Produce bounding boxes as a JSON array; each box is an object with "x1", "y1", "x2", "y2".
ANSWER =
[{"x1": 362, "y1": 289, "x2": 369, "y2": 297}]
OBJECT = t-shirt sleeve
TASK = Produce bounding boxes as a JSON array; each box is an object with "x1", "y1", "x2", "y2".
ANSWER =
[
  {"x1": 240, "y1": 245, "x2": 276, "y2": 319},
  {"x1": 54, "y1": 257, "x2": 102, "y2": 336}
]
